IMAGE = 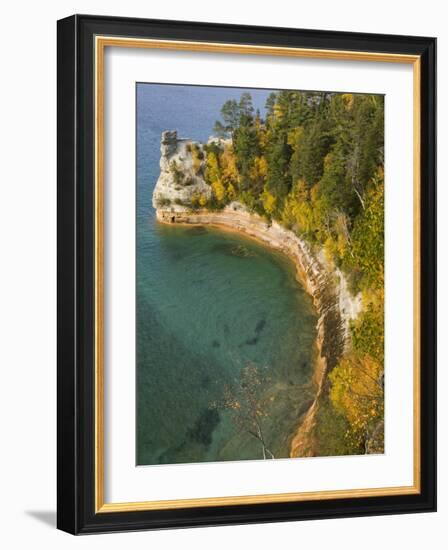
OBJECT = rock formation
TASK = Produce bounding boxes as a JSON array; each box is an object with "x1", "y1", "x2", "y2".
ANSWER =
[{"x1": 152, "y1": 130, "x2": 212, "y2": 211}]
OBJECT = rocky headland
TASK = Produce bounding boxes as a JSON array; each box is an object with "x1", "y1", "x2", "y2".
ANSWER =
[{"x1": 152, "y1": 130, "x2": 362, "y2": 457}]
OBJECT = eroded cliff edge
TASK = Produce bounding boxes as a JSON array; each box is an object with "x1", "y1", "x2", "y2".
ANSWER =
[{"x1": 152, "y1": 131, "x2": 362, "y2": 457}]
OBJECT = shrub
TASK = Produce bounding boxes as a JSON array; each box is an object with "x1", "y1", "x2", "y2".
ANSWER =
[
  {"x1": 314, "y1": 399, "x2": 362, "y2": 456},
  {"x1": 157, "y1": 197, "x2": 171, "y2": 207},
  {"x1": 329, "y1": 353, "x2": 384, "y2": 451},
  {"x1": 193, "y1": 144, "x2": 204, "y2": 160},
  {"x1": 191, "y1": 145, "x2": 204, "y2": 175},
  {"x1": 170, "y1": 161, "x2": 184, "y2": 185}
]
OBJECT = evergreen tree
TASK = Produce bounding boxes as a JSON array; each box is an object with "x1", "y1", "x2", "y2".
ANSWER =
[{"x1": 205, "y1": 89, "x2": 385, "y2": 454}]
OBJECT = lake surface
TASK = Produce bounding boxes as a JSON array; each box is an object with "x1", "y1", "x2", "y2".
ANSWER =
[{"x1": 136, "y1": 84, "x2": 317, "y2": 465}]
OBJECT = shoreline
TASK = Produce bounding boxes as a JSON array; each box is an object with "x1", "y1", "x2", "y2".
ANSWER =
[{"x1": 155, "y1": 204, "x2": 361, "y2": 457}]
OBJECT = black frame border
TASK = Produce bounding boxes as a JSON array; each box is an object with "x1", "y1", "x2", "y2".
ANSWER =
[{"x1": 57, "y1": 14, "x2": 436, "y2": 534}]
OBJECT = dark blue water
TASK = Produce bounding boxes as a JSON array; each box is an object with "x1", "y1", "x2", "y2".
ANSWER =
[{"x1": 136, "y1": 84, "x2": 317, "y2": 465}]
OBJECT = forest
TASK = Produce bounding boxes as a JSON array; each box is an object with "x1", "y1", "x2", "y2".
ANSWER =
[{"x1": 198, "y1": 90, "x2": 385, "y2": 455}]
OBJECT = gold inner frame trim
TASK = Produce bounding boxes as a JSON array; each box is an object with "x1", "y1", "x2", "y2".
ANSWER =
[{"x1": 94, "y1": 35, "x2": 421, "y2": 513}]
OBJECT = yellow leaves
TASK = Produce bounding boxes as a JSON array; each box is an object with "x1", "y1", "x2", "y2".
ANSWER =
[
  {"x1": 323, "y1": 151, "x2": 335, "y2": 172},
  {"x1": 211, "y1": 178, "x2": 226, "y2": 202},
  {"x1": 294, "y1": 179, "x2": 309, "y2": 201},
  {"x1": 323, "y1": 236, "x2": 339, "y2": 264},
  {"x1": 351, "y1": 295, "x2": 384, "y2": 364},
  {"x1": 372, "y1": 165, "x2": 384, "y2": 188},
  {"x1": 256, "y1": 156, "x2": 268, "y2": 178},
  {"x1": 294, "y1": 202, "x2": 314, "y2": 234},
  {"x1": 190, "y1": 192, "x2": 200, "y2": 207},
  {"x1": 280, "y1": 180, "x2": 321, "y2": 235},
  {"x1": 287, "y1": 127, "x2": 304, "y2": 147},
  {"x1": 205, "y1": 144, "x2": 241, "y2": 204},
  {"x1": 342, "y1": 93, "x2": 354, "y2": 110},
  {"x1": 227, "y1": 183, "x2": 236, "y2": 201},
  {"x1": 329, "y1": 353, "x2": 384, "y2": 438},
  {"x1": 273, "y1": 102, "x2": 285, "y2": 120},
  {"x1": 360, "y1": 287, "x2": 383, "y2": 312},
  {"x1": 350, "y1": 176, "x2": 384, "y2": 290},
  {"x1": 324, "y1": 212, "x2": 351, "y2": 263},
  {"x1": 205, "y1": 150, "x2": 220, "y2": 184},
  {"x1": 190, "y1": 192, "x2": 208, "y2": 209},
  {"x1": 249, "y1": 156, "x2": 268, "y2": 184},
  {"x1": 220, "y1": 144, "x2": 239, "y2": 186},
  {"x1": 260, "y1": 189, "x2": 277, "y2": 215},
  {"x1": 281, "y1": 196, "x2": 296, "y2": 227}
]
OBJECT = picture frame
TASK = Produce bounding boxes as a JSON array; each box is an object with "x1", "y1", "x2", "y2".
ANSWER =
[{"x1": 57, "y1": 14, "x2": 436, "y2": 534}]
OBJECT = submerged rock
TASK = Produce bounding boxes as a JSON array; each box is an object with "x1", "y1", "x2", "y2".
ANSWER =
[
  {"x1": 186, "y1": 408, "x2": 220, "y2": 447},
  {"x1": 255, "y1": 319, "x2": 266, "y2": 334}
]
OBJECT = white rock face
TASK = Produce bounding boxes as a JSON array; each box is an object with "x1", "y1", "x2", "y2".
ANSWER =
[
  {"x1": 335, "y1": 266, "x2": 363, "y2": 343},
  {"x1": 152, "y1": 130, "x2": 212, "y2": 211},
  {"x1": 207, "y1": 135, "x2": 232, "y2": 147}
]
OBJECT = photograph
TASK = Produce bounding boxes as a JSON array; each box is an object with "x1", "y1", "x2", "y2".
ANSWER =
[
  {"x1": 54, "y1": 12, "x2": 436, "y2": 534},
  {"x1": 136, "y1": 83, "x2": 385, "y2": 466},
  {"x1": 0, "y1": 0, "x2": 442, "y2": 545}
]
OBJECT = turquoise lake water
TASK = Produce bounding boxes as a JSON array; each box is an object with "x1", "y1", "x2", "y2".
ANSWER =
[{"x1": 136, "y1": 84, "x2": 317, "y2": 465}]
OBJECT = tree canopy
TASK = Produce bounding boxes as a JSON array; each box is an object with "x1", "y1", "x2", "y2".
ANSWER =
[{"x1": 204, "y1": 90, "x2": 385, "y2": 454}]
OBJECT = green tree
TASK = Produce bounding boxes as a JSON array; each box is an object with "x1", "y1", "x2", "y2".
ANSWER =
[
  {"x1": 349, "y1": 172, "x2": 384, "y2": 290},
  {"x1": 213, "y1": 99, "x2": 239, "y2": 136}
]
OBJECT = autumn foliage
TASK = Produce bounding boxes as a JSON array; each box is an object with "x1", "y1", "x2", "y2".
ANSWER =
[{"x1": 204, "y1": 90, "x2": 385, "y2": 454}]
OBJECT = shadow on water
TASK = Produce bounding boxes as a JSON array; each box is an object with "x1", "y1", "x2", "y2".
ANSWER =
[
  {"x1": 212, "y1": 242, "x2": 257, "y2": 259},
  {"x1": 137, "y1": 301, "x2": 233, "y2": 466},
  {"x1": 239, "y1": 318, "x2": 267, "y2": 347},
  {"x1": 187, "y1": 408, "x2": 221, "y2": 446},
  {"x1": 156, "y1": 408, "x2": 221, "y2": 465},
  {"x1": 255, "y1": 319, "x2": 266, "y2": 334},
  {"x1": 242, "y1": 336, "x2": 259, "y2": 346},
  {"x1": 184, "y1": 226, "x2": 208, "y2": 236}
]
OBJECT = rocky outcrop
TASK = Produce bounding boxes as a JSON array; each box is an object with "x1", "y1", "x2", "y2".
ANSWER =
[
  {"x1": 153, "y1": 131, "x2": 232, "y2": 212},
  {"x1": 152, "y1": 130, "x2": 212, "y2": 210},
  {"x1": 152, "y1": 131, "x2": 362, "y2": 458}
]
